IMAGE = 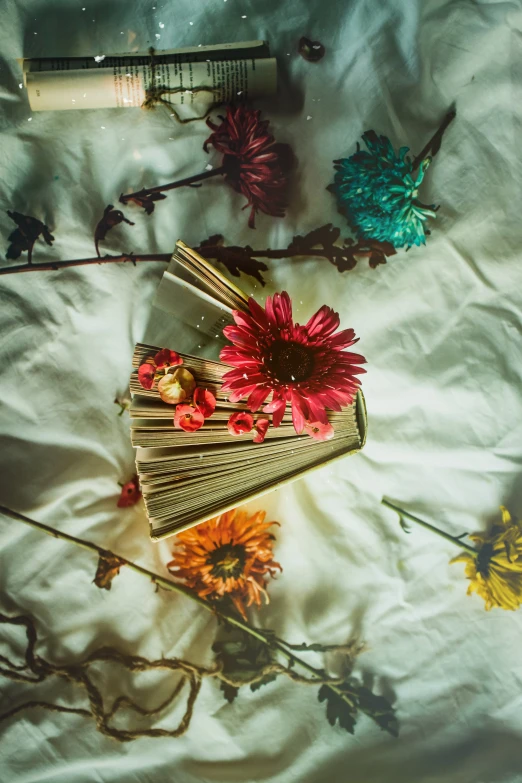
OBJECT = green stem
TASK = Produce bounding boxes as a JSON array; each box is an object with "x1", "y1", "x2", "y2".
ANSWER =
[{"x1": 381, "y1": 498, "x2": 477, "y2": 554}]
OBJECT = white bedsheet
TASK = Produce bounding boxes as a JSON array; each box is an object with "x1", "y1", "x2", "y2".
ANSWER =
[{"x1": 1, "y1": 0, "x2": 522, "y2": 781}]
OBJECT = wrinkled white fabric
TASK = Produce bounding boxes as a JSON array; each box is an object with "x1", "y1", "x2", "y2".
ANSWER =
[{"x1": 1, "y1": 0, "x2": 522, "y2": 781}]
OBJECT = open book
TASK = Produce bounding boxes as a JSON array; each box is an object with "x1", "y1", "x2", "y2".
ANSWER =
[
  {"x1": 130, "y1": 243, "x2": 367, "y2": 541},
  {"x1": 152, "y1": 240, "x2": 249, "y2": 348}
]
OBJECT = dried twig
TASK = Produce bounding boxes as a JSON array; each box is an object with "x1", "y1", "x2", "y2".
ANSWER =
[{"x1": 0, "y1": 505, "x2": 397, "y2": 737}]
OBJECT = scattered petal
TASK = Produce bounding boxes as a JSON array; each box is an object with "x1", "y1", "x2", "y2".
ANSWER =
[
  {"x1": 154, "y1": 348, "x2": 183, "y2": 369},
  {"x1": 138, "y1": 362, "x2": 156, "y2": 390},
  {"x1": 158, "y1": 367, "x2": 196, "y2": 405},
  {"x1": 117, "y1": 475, "x2": 142, "y2": 507},
  {"x1": 303, "y1": 420, "x2": 335, "y2": 441},
  {"x1": 175, "y1": 404, "x2": 205, "y2": 432},
  {"x1": 228, "y1": 411, "x2": 254, "y2": 436},
  {"x1": 194, "y1": 388, "x2": 217, "y2": 418},
  {"x1": 253, "y1": 418, "x2": 270, "y2": 443}
]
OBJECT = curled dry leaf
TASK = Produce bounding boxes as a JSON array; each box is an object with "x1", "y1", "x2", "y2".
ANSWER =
[
  {"x1": 94, "y1": 205, "x2": 135, "y2": 257},
  {"x1": 298, "y1": 36, "x2": 326, "y2": 62},
  {"x1": 6, "y1": 210, "x2": 55, "y2": 265},
  {"x1": 94, "y1": 551, "x2": 127, "y2": 590},
  {"x1": 198, "y1": 234, "x2": 268, "y2": 287},
  {"x1": 119, "y1": 189, "x2": 167, "y2": 215}
]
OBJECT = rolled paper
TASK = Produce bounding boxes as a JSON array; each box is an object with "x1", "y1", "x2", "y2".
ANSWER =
[{"x1": 21, "y1": 40, "x2": 277, "y2": 111}]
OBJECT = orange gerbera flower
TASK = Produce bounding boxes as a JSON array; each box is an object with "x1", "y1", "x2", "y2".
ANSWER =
[{"x1": 167, "y1": 508, "x2": 282, "y2": 619}]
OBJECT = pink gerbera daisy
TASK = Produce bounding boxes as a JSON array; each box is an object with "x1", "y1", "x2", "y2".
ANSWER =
[{"x1": 219, "y1": 292, "x2": 366, "y2": 435}]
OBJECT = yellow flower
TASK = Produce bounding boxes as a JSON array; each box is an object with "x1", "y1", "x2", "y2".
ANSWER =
[{"x1": 451, "y1": 507, "x2": 522, "y2": 611}]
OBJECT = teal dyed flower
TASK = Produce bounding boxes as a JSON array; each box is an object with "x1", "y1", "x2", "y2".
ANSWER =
[{"x1": 330, "y1": 131, "x2": 438, "y2": 249}]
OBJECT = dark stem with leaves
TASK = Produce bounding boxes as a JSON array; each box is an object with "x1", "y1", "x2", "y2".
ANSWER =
[
  {"x1": 0, "y1": 504, "x2": 397, "y2": 736},
  {"x1": 411, "y1": 107, "x2": 456, "y2": 171},
  {"x1": 1, "y1": 224, "x2": 396, "y2": 282},
  {"x1": 119, "y1": 166, "x2": 227, "y2": 213}
]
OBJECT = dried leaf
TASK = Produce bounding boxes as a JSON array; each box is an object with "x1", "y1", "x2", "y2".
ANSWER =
[
  {"x1": 249, "y1": 672, "x2": 278, "y2": 692},
  {"x1": 212, "y1": 630, "x2": 278, "y2": 698},
  {"x1": 298, "y1": 36, "x2": 326, "y2": 62},
  {"x1": 198, "y1": 235, "x2": 268, "y2": 286},
  {"x1": 6, "y1": 211, "x2": 54, "y2": 265},
  {"x1": 219, "y1": 681, "x2": 239, "y2": 703},
  {"x1": 355, "y1": 685, "x2": 399, "y2": 737},
  {"x1": 94, "y1": 205, "x2": 135, "y2": 257},
  {"x1": 94, "y1": 552, "x2": 126, "y2": 590},
  {"x1": 119, "y1": 189, "x2": 167, "y2": 215},
  {"x1": 318, "y1": 683, "x2": 358, "y2": 734},
  {"x1": 399, "y1": 515, "x2": 412, "y2": 534},
  {"x1": 318, "y1": 681, "x2": 398, "y2": 737},
  {"x1": 288, "y1": 224, "x2": 341, "y2": 254}
]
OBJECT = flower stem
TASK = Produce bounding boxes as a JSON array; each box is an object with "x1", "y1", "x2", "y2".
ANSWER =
[
  {"x1": 381, "y1": 498, "x2": 477, "y2": 554},
  {"x1": 412, "y1": 107, "x2": 456, "y2": 171},
  {"x1": 0, "y1": 505, "x2": 348, "y2": 688},
  {"x1": 120, "y1": 166, "x2": 226, "y2": 204},
  {"x1": 0, "y1": 254, "x2": 171, "y2": 277},
  {"x1": 0, "y1": 227, "x2": 393, "y2": 278}
]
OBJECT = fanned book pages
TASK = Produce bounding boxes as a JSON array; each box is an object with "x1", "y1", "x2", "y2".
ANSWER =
[
  {"x1": 153, "y1": 240, "x2": 249, "y2": 347},
  {"x1": 130, "y1": 241, "x2": 367, "y2": 541}
]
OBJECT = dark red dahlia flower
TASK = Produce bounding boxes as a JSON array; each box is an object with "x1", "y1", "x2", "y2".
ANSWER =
[
  {"x1": 204, "y1": 105, "x2": 293, "y2": 229},
  {"x1": 219, "y1": 292, "x2": 366, "y2": 436}
]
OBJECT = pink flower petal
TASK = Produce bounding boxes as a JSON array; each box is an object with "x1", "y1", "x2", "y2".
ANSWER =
[
  {"x1": 253, "y1": 418, "x2": 269, "y2": 443},
  {"x1": 138, "y1": 363, "x2": 156, "y2": 390},
  {"x1": 303, "y1": 420, "x2": 335, "y2": 441},
  {"x1": 193, "y1": 388, "x2": 216, "y2": 419},
  {"x1": 117, "y1": 475, "x2": 142, "y2": 507},
  {"x1": 247, "y1": 385, "x2": 271, "y2": 412},
  {"x1": 227, "y1": 411, "x2": 254, "y2": 436},
  {"x1": 154, "y1": 348, "x2": 183, "y2": 369},
  {"x1": 263, "y1": 397, "x2": 286, "y2": 428},
  {"x1": 174, "y1": 405, "x2": 205, "y2": 432}
]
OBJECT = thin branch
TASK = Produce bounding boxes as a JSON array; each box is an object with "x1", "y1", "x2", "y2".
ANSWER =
[
  {"x1": 381, "y1": 498, "x2": 477, "y2": 554},
  {"x1": 0, "y1": 229, "x2": 393, "y2": 279},
  {"x1": 412, "y1": 107, "x2": 456, "y2": 171},
  {"x1": 0, "y1": 253, "x2": 171, "y2": 276},
  {"x1": 120, "y1": 166, "x2": 226, "y2": 208},
  {"x1": 0, "y1": 505, "x2": 383, "y2": 727}
]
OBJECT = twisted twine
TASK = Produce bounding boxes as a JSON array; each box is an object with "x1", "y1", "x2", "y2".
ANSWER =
[
  {"x1": 0, "y1": 612, "x2": 347, "y2": 742},
  {"x1": 141, "y1": 48, "x2": 218, "y2": 123}
]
